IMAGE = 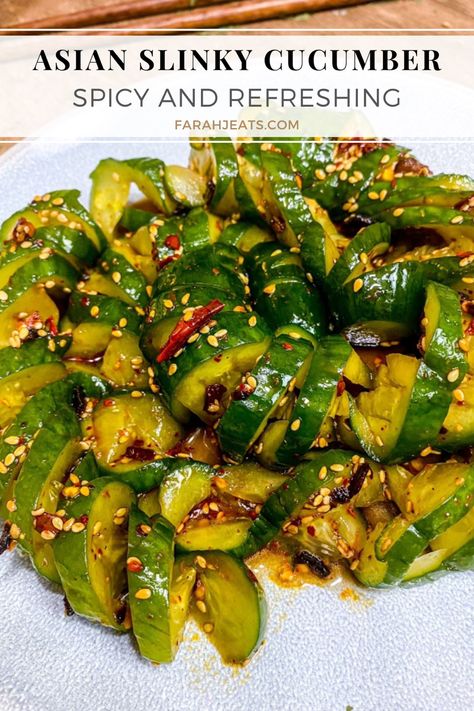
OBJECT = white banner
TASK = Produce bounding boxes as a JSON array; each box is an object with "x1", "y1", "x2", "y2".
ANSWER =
[{"x1": 0, "y1": 33, "x2": 473, "y2": 139}]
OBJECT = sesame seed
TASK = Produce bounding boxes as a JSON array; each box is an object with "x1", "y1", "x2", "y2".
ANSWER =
[
  {"x1": 111, "y1": 329, "x2": 122, "y2": 338},
  {"x1": 196, "y1": 600, "x2": 207, "y2": 613},
  {"x1": 368, "y1": 191, "x2": 379, "y2": 200},
  {"x1": 9, "y1": 523, "x2": 20, "y2": 539},
  {"x1": 248, "y1": 315, "x2": 257, "y2": 327},
  {"x1": 6, "y1": 499, "x2": 16, "y2": 513},
  {"x1": 5, "y1": 436, "x2": 20, "y2": 445},
  {"x1": 135, "y1": 588, "x2": 152, "y2": 600},
  {"x1": 181, "y1": 293, "x2": 190, "y2": 305},
  {"x1": 203, "y1": 623, "x2": 214, "y2": 634},
  {"x1": 380, "y1": 154, "x2": 391, "y2": 164},
  {"x1": 115, "y1": 507, "x2": 128, "y2": 518},
  {"x1": 195, "y1": 555, "x2": 207, "y2": 569},
  {"x1": 459, "y1": 338, "x2": 469, "y2": 352},
  {"x1": 40, "y1": 530, "x2": 56, "y2": 541},
  {"x1": 215, "y1": 329, "x2": 228, "y2": 339},
  {"x1": 318, "y1": 466, "x2": 328, "y2": 480},
  {"x1": 44, "y1": 280, "x2": 55, "y2": 289},
  {"x1": 326, "y1": 163, "x2": 337, "y2": 173},
  {"x1": 207, "y1": 335, "x2": 219, "y2": 348},
  {"x1": 454, "y1": 388, "x2": 465, "y2": 402},
  {"x1": 392, "y1": 208, "x2": 404, "y2": 217},
  {"x1": 353, "y1": 278, "x2": 364, "y2": 293},
  {"x1": 263, "y1": 283, "x2": 276, "y2": 296},
  {"x1": 118, "y1": 317, "x2": 127, "y2": 328},
  {"x1": 315, "y1": 169, "x2": 326, "y2": 180},
  {"x1": 375, "y1": 435, "x2": 384, "y2": 447},
  {"x1": 290, "y1": 418, "x2": 301, "y2": 432},
  {"x1": 71, "y1": 522, "x2": 85, "y2": 533},
  {"x1": 4, "y1": 453, "x2": 15, "y2": 466},
  {"x1": 451, "y1": 215, "x2": 464, "y2": 225},
  {"x1": 462, "y1": 277, "x2": 474, "y2": 284},
  {"x1": 112, "y1": 271, "x2": 121, "y2": 284},
  {"x1": 0, "y1": 291, "x2": 7, "y2": 302},
  {"x1": 381, "y1": 537, "x2": 392, "y2": 552},
  {"x1": 447, "y1": 368, "x2": 460, "y2": 383},
  {"x1": 330, "y1": 463, "x2": 345, "y2": 472},
  {"x1": 93, "y1": 521, "x2": 102, "y2": 536},
  {"x1": 52, "y1": 516, "x2": 64, "y2": 531},
  {"x1": 163, "y1": 299, "x2": 174, "y2": 309}
]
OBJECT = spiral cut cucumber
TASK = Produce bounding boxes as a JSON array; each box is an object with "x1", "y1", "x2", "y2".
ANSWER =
[{"x1": 0, "y1": 138, "x2": 474, "y2": 666}]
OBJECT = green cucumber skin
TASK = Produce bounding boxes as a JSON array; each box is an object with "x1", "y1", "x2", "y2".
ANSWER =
[
  {"x1": 153, "y1": 244, "x2": 247, "y2": 300},
  {"x1": 0, "y1": 191, "x2": 106, "y2": 252},
  {"x1": 275, "y1": 335, "x2": 351, "y2": 466},
  {"x1": 0, "y1": 254, "x2": 79, "y2": 314},
  {"x1": 0, "y1": 380, "x2": 77, "y2": 501},
  {"x1": 261, "y1": 149, "x2": 313, "y2": 243},
  {"x1": 155, "y1": 311, "x2": 271, "y2": 416},
  {"x1": 127, "y1": 506, "x2": 175, "y2": 663},
  {"x1": 379, "y1": 205, "x2": 474, "y2": 235},
  {"x1": 53, "y1": 477, "x2": 136, "y2": 629},
  {"x1": 422, "y1": 281, "x2": 467, "y2": 386},
  {"x1": 333, "y1": 261, "x2": 426, "y2": 336},
  {"x1": 269, "y1": 138, "x2": 334, "y2": 187},
  {"x1": 375, "y1": 518, "x2": 428, "y2": 586},
  {"x1": 388, "y1": 363, "x2": 452, "y2": 464},
  {"x1": 208, "y1": 140, "x2": 239, "y2": 213},
  {"x1": 0, "y1": 336, "x2": 70, "y2": 379},
  {"x1": 217, "y1": 335, "x2": 312, "y2": 462},
  {"x1": 0, "y1": 225, "x2": 99, "y2": 269},
  {"x1": 233, "y1": 450, "x2": 356, "y2": 558},
  {"x1": 11, "y1": 427, "x2": 80, "y2": 556},
  {"x1": 119, "y1": 206, "x2": 156, "y2": 232},
  {"x1": 99, "y1": 249, "x2": 149, "y2": 308},
  {"x1": 326, "y1": 222, "x2": 391, "y2": 291},
  {"x1": 248, "y1": 242, "x2": 327, "y2": 338},
  {"x1": 299, "y1": 221, "x2": 331, "y2": 284},
  {"x1": 68, "y1": 292, "x2": 143, "y2": 335}
]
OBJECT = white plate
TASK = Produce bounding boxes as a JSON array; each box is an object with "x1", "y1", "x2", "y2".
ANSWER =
[{"x1": 0, "y1": 141, "x2": 473, "y2": 711}]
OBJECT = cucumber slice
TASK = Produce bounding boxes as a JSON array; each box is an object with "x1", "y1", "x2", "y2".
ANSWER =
[
  {"x1": 217, "y1": 462, "x2": 287, "y2": 503},
  {"x1": 156, "y1": 311, "x2": 271, "y2": 424},
  {"x1": 0, "y1": 190, "x2": 106, "y2": 252},
  {"x1": 127, "y1": 506, "x2": 177, "y2": 663},
  {"x1": 350, "y1": 354, "x2": 452, "y2": 463},
  {"x1": 186, "y1": 551, "x2": 266, "y2": 664},
  {"x1": 176, "y1": 520, "x2": 252, "y2": 552},
  {"x1": 53, "y1": 477, "x2": 136, "y2": 629},
  {"x1": 0, "y1": 338, "x2": 69, "y2": 427},
  {"x1": 90, "y1": 157, "x2": 176, "y2": 238},
  {"x1": 217, "y1": 335, "x2": 312, "y2": 463},
  {"x1": 12, "y1": 429, "x2": 82, "y2": 583},
  {"x1": 422, "y1": 281, "x2": 467, "y2": 386},
  {"x1": 158, "y1": 460, "x2": 213, "y2": 527},
  {"x1": 189, "y1": 139, "x2": 239, "y2": 216},
  {"x1": 84, "y1": 392, "x2": 184, "y2": 466},
  {"x1": 272, "y1": 335, "x2": 353, "y2": 467},
  {"x1": 164, "y1": 165, "x2": 208, "y2": 208},
  {"x1": 99, "y1": 247, "x2": 149, "y2": 307}
]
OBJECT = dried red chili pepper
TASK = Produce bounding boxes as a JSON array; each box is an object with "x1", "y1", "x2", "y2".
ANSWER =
[
  {"x1": 465, "y1": 319, "x2": 474, "y2": 335},
  {"x1": 157, "y1": 299, "x2": 225, "y2": 363}
]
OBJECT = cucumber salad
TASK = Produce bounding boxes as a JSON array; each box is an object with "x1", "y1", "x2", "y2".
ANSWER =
[{"x1": 0, "y1": 138, "x2": 473, "y2": 665}]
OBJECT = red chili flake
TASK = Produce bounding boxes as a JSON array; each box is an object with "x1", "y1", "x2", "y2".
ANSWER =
[
  {"x1": 124, "y1": 446, "x2": 155, "y2": 462},
  {"x1": 45, "y1": 316, "x2": 58, "y2": 336},
  {"x1": 24, "y1": 311, "x2": 42, "y2": 329},
  {"x1": 457, "y1": 251, "x2": 474, "y2": 259},
  {"x1": 79, "y1": 515, "x2": 89, "y2": 525},
  {"x1": 204, "y1": 383, "x2": 227, "y2": 413},
  {"x1": 336, "y1": 379, "x2": 346, "y2": 396},
  {"x1": 127, "y1": 558, "x2": 144, "y2": 573},
  {"x1": 33, "y1": 511, "x2": 64, "y2": 534},
  {"x1": 164, "y1": 234, "x2": 181, "y2": 251},
  {"x1": 103, "y1": 399, "x2": 114, "y2": 407},
  {"x1": 157, "y1": 255, "x2": 176, "y2": 270},
  {"x1": 213, "y1": 354, "x2": 223, "y2": 363},
  {"x1": 233, "y1": 382, "x2": 253, "y2": 401},
  {"x1": 157, "y1": 299, "x2": 225, "y2": 363},
  {"x1": 80, "y1": 296, "x2": 90, "y2": 307},
  {"x1": 282, "y1": 342, "x2": 294, "y2": 351},
  {"x1": 465, "y1": 319, "x2": 474, "y2": 335},
  {"x1": 307, "y1": 525, "x2": 316, "y2": 537}
]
